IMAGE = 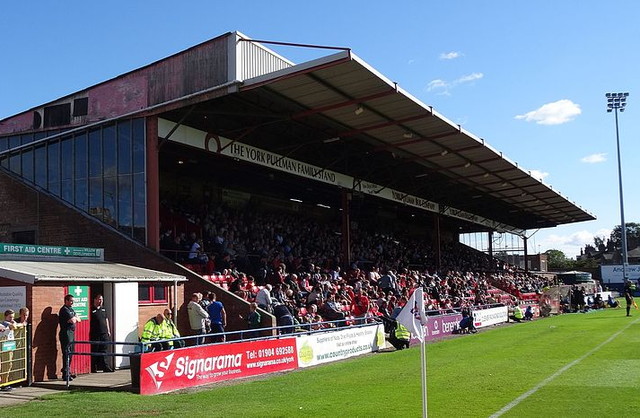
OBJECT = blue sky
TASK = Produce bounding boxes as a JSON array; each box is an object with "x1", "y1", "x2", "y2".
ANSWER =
[{"x1": 2, "y1": 1, "x2": 639, "y2": 258}]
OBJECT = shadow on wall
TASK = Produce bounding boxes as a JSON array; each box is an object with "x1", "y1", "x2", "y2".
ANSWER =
[{"x1": 32, "y1": 306, "x2": 59, "y2": 381}]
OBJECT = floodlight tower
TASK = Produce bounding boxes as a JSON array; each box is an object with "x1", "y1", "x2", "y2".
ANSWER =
[{"x1": 606, "y1": 92, "x2": 630, "y2": 281}]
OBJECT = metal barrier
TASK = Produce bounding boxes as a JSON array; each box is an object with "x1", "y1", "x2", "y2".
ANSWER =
[
  {"x1": 1, "y1": 324, "x2": 29, "y2": 388},
  {"x1": 64, "y1": 304, "x2": 510, "y2": 390},
  {"x1": 65, "y1": 317, "x2": 385, "y2": 388}
]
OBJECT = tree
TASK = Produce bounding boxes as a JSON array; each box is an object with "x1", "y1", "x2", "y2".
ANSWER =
[
  {"x1": 546, "y1": 249, "x2": 574, "y2": 270},
  {"x1": 574, "y1": 257, "x2": 599, "y2": 270},
  {"x1": 610, "y1": 223, "x2": 640, "y2": 250}
]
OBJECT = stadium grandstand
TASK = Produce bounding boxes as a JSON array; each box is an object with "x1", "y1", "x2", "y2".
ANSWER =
[{"x1": 0, "y1": 31, "x2": 595, "y2": 384}]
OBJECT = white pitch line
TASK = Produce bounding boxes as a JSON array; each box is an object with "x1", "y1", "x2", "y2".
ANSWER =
[{"x1": 489, "y1": 316, "x2": 639, "y2": 418}]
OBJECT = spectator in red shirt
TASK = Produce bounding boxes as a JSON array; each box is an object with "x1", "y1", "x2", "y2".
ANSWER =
[{"x1": 350, "y1": 288, "x2": 370, "y2": 324}]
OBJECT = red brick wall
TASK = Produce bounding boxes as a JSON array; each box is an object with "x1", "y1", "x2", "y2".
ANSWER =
[{"x1": 30, "y1": 285, "x2": 65, "y2": 381}]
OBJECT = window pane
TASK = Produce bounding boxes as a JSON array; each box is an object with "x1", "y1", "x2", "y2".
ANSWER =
[
  {"x1": 153, "y1": 285, "x2": 166, "y2": 302},
  {"x1": 132, "y1": 118, "x2": 145, "y2": 173},
  {"x1": 74, "y1": 133, "x2": 87, "y2": 179},
  {"x1": 22, "y1": 150, "x2": 34, "y2": 183},
  {"x1": 89, "y1": 177, "x2": 103, "y2": 220},
  {"x1": 117, "y1": 120, "x2": 132, "y2": 175},
  {"x1": 103, "y1": 124, "x2": 116, "y2": 177},
  {"x1": 61, "y1": 180, "x2": 73, "y2": 203},
  {"x1": 133, "y1": 172, "x2": 146, "y2": 243},
  {"x1": 47, "y1": 141, "x2": 60, "y2": 196},
  {"x1": 9, "y1": 135, "x2": 20, "y2": 150},
  {"x1": 0, "y1": 136, "x2": 8, "y2": 152},
  {"x1": 75, "y1": 178, "x2": 88, "y2": 211},
  {"x1": 118, "y1": 174, "x2": 132, "y2": 235},
  {"x1": 61, "y1": 136, "x2": 73, "y2": 181},
  {"x1": 9, "y1": 152, "x2": 21, "y2": 175},
  {"x1": 88, "y1": 129, "x2": 102, "y2": 177},
  {"x1": 35, "y1": 146, "x2": 47, "y2": 187},
  {"x1": 138, "y1": 284, "x2": 151, "y2": 301},
  {"x1": 21, "y1": 133, "x2": 34, "y2": 145},
  {"x1": 103, "y1": 176, "x2": 116, "y2": 226}
]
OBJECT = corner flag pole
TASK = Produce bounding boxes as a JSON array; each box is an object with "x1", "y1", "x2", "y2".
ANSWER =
[{"x1": 420, "y1": 325, "x2": 428, "y2": 418}]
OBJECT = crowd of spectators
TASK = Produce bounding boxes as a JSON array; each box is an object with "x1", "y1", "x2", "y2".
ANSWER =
[{"x1": 160, "y1": 201, "x2": 559, "y2": 331}]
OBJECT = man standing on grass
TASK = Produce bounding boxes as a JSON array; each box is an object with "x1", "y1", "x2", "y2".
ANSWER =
[{"x1": 624, "y1": 279, "x2": 635, "y2": 317}]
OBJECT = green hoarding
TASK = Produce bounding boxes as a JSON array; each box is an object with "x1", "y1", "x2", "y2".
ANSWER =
[{"x1": 0, "y1": 243, "x2": 102, "y2": 258}]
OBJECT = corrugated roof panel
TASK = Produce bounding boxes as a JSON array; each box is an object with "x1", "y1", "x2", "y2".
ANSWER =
[{"x1": 240, "y1": 48, "x2": 595, "y2": 231}]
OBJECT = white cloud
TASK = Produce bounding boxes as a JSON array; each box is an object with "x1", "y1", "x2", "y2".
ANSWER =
[
  {"x1": 427, "y1": 79, "x2": 447, "y2": 91},
  {"x1": 426, "y1": 72, "x2": 483, "y2": 95},
  {"x1": 456, "y1": 72, "x2": 483, "y2": 83},
  {"x1": 408, "y1": 59, "x2": 416, "y2": 65},
  {"x1": 529, "y1": 169, "x2": 549, "y2": 181},
  {"x1": 540, "y1": 228, "x2": 612, "y2": 258},
  {"x1": 581, "y1": 153, "x2": 607, "y2": 163},
  {"x1": 515, "y1": 99, "x2": 581, "y2": 125},
  {"x1": 439, "y1": 51, "x2": 462, "y2": 60}
]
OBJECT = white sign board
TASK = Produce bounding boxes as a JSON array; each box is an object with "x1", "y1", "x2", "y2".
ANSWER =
[
  {"x1": 296, "y1": 324, "x2": 384, "y2": 368},
  {"x1": 0, "y1": 286, "x2": 26, "y2": 312},
  {"x1": 472, "y1": 306, "x2": 508, "y2": 328},
  {"x1": 600, "y1": 265, "x2": 640, "y2": 284}
]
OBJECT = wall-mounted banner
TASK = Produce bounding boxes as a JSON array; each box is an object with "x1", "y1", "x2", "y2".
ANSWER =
[
  {"x1": 600, "y1": 265, "x2": 640, "y2": 283},
  {"x1": 0, "y1": 243, "x2": 103, "y2": 260},
  {"x1": 139, "y1": 338, "x2": 298, "y2": 395},
  {"x1": 296, "y1": 324, "x2": 384, "y2": 368},
  {"x1": 472, "y1": 306, "x2": 508, "y2": 328},
  {"x1": 158, "y1": 119, "x2": 522, "y2": 234}
]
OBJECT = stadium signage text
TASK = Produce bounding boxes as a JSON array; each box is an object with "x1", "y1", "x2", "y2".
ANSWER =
[
  {"x1": 159, "y1": 119, "x2": 523, "y2": 235},
  {"x1": 426, "y1": 313, "x2": 462, "y2": 340},
  {"x1": 296, "y1": 324, "x2": 384, "y2": 367},
  {"x1": 138, "y1": 324, "x2": 383, "y2": 395},
  {"x1": 139, "y1": 338, "x2": 298, "y2": 395},
  {"x1": 472, "y1": 306, "x2": 508, "y2": 328},
  {"x1": 0, "y1": 243, "x2": 103, "y2": 259},
  {"x1": 600, "y1": 265, "x2": 640, "y2": 283}
]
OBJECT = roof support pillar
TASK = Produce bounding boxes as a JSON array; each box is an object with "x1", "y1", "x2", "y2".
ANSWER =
[
  {"x1": 341, "y1": 190, "x2": 352, "y2": 267},
  {"x1": 488, "y1": 231, "x2": 494, "y2": 270},
  {"x1": 433, "y1": 214, "x2": 441, "y2": 272},
  {"x1": 146, "y1": 116, "x2": 160, "y2": 251},
  {"x1": 523, "y1": 236, "x2": 529, "y2": 273}
]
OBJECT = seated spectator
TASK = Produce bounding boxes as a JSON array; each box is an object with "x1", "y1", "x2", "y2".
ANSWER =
[
  {"x1": 351, "y1": 288, "x2": 370, "y2": 324},
  {"x1": 524, "y1": 306, "x2": 534, "y2": 321},
  {"x1": 162, "y1": 309, "x2": 184, "y2": 349},
  {"x1": 319, "y1": 294, "x2": 347, "y2": 325},
  {"x1": 303, "y1": 304, "x2": 325, "y2": 330},
  {"x1": 607, "y1": 295, "x2": 620, "y2": 308},
  {"x1": 141, "y1": 314, "x2": 169, "y2": 352},
  {"x1": 188, "y1": 238, "x2": 208, "y2": 264}
]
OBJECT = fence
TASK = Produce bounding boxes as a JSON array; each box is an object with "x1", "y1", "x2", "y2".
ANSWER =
[{"x1": 0, "y1": 324, "x2": 29, "y2": 388}]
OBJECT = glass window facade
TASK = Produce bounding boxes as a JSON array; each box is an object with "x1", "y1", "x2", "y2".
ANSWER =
[{"x1": 0, "y1": 118, "x2": 147, "y2": 243}]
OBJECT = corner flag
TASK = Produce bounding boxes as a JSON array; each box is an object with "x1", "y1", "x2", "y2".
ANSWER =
[{"x1": 396, "y1": 287, "x2": 428, "y2": 341}]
